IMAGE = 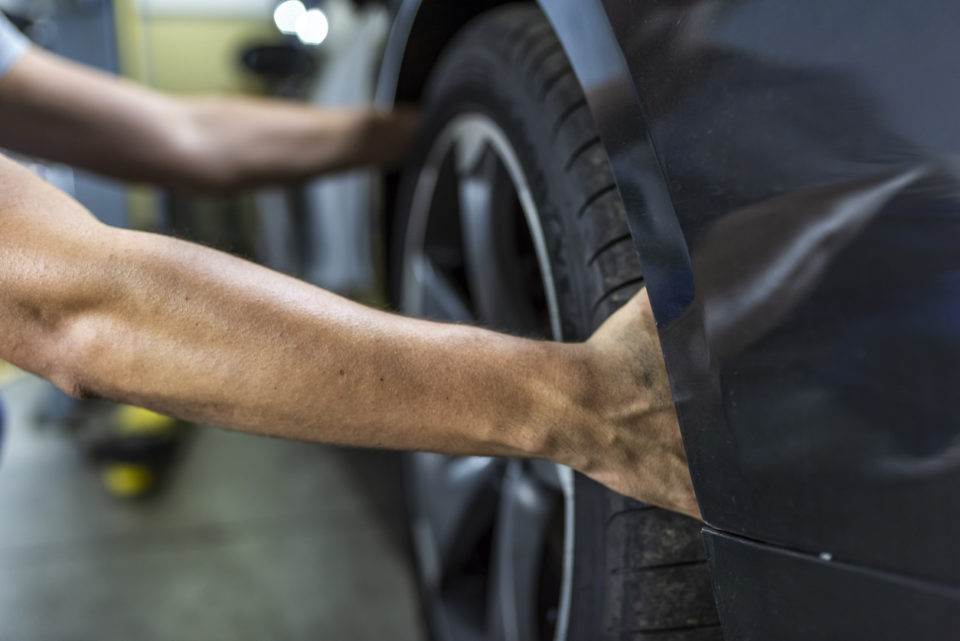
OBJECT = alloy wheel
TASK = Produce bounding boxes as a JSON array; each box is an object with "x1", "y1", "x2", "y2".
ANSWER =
[{"x1": 401, "y1": 114, "x2": 575, "y2": 641}]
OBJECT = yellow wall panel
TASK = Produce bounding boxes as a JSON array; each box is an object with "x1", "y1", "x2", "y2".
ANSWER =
[
  {"x1": 113, "y1": 0, "x2": 277, "y2": 94},
  {"x1": 144, "y1": 18, "x2": 277, "y2": 94}
]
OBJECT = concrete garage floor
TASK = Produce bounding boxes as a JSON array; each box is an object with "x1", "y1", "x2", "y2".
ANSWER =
[{"x1": 0, "y1": 376, "x2": 427, "y2": 641}]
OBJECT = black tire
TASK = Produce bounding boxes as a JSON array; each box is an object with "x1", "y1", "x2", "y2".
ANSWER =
[{"x1": 393, "y1": 5, "x2": 720, "y2": 641}]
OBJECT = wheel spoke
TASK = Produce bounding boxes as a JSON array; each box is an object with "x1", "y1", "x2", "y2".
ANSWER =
[
  {"x1": 408, "y1": 454, "x2": 506, "y2": 589},
  {"x1": 456, "y1": 142, "x2": 540, "y2": 333},
  {"x1": 403, "y1": 254, "x2": 474, "y2": 322},
  {"x1": 488, "y1": 461, "x2": 561, "y2": 641},
  {"x1": 527, "y1": 459, "x2": 566, "y2": 492}
]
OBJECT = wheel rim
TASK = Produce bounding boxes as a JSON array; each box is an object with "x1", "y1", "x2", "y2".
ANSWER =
[{"x1": 401, "y1": 113, "x2": 575, "y2": 641}]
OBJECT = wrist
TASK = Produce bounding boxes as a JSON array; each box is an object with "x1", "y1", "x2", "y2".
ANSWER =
[
  {"x1": 512, "y1": 341, "x2": 605, "y2": 469},
  {"x1": 361, "y1": 107, "x2": 420, "y2": 169}
]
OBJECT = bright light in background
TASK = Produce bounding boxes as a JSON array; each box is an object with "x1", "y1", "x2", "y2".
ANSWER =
[
  {"x1": 295, "y1": 8, "x2": 329, "y2": 45},
  {"x1": 273, "y1": 0, "x2": 306, "y2": 35}
]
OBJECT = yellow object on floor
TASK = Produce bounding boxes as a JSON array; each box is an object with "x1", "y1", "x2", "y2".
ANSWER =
[
  {"x1": 113, "y1": 405, "x2": 179, "y2": 435},
  {"x1": 98, "y1": 407, "x2": 179, "y2": 498},
  {"x1": 101, "y1": 463, "x2": 155, "y2": 498}
]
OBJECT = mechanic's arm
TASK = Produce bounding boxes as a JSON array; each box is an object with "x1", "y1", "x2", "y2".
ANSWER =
[
  {"x1": 0, "y1": 47, "x2": 417, "y2": 190},
  {"x1": 0, "y1": 154, "x2": 698, "y2": 518}
]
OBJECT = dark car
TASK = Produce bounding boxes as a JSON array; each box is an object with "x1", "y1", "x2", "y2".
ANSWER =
[{"x1": 294, "y1": 1, "x2": 960, "y2": 639}]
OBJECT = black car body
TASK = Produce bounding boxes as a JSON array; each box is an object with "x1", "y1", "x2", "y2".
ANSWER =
[{"x1": 370, "y1": 0, "x2": 960, "y2": 638}]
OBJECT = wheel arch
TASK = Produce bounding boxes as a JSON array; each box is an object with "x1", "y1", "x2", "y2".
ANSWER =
[{"x1": 375, "y1": 0, "x2": 519, "y2": 108}]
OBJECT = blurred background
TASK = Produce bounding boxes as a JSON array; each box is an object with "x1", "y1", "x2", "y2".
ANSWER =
[{"x1": 0, "y1": 1, "x2": 424, "y2": 638}]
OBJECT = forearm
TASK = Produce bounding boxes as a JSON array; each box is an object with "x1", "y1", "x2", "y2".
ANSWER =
[
  {"x1": 178, "y1": 97, "x2": 418, "y2": 188},
  {"x1": 59, "y1": 227, "x2": 587, "y2": 457},
  {"x1": 0, "y1": 48, "x2": 417, "y2": 190},
  {"x1": 0, "y1": 155, "x2": 584, "y2": 459}
]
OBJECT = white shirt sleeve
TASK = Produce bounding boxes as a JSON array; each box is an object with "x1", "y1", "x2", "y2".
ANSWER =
[{"x1": 0, "y1": 12, "x2": 29, "y2": 80}]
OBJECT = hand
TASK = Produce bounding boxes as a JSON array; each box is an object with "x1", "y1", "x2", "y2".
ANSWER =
[{"x1": 568, "y1": 290, "x2": 701, "y2": 519}]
